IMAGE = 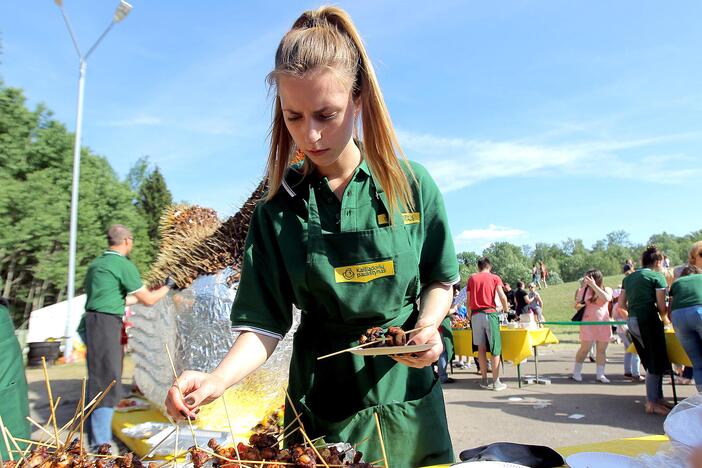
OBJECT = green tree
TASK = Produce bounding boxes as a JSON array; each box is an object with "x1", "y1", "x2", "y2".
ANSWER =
[
  {"x1": 0, "y1": 83, "x2": 158, "y2": 324},
  {"x1": 136, "y1": 166, "x2": 173, "y2": 253},
  {"x1": 481, "y1": 242, "x2": 531, "y2": 286},
  {"x1": 456, "y1": 251, "x2": 480, "y2": 286}
]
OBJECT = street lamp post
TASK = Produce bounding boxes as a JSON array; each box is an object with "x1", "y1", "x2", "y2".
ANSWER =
[{"x1": 55, "y1": 0, "x2": 133, "y2": 361}]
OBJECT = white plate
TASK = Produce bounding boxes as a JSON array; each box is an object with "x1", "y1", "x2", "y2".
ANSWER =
[
  {"x1": 452, "y1": 461, "x2": 529, "y2": 467},
  {"x1": 565, "y1": 451, "x2": 634, "y2": 468},
  {"x1": 350, "y1": 343, "x2": 433, "y2": 356}
]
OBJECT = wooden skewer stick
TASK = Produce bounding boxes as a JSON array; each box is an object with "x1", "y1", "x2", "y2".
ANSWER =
[
  {"x1": 8, "y1": 437, "x2": 57, "y2": 449},
  {"x1": 283, "y1": 388, "x2": 329, "y2": 468},
  {"x1": 60, "y1": 389, "x2": 103, "y2": 438},
  {"x1": 373, "y1": 413, "x2": 388, "y2": 468},
  {"x1": 277, "y1": 405, "x2": 306, "y2": 443},
  {"x1": 79, "y1": 377, "x2": 86, "y2": 456},
  {"x1": 278, "y1": 425, "x2": 299, "y2": 443},
  {"x1": 81, "y1": 381, "x2": 116, "y2": 422},
  {"x1": 350, "y1": 434, "x2": 371, "y2": 451},
  {"x1": 0, "y1": 416, "x2": 15, "y2": 461},
  {"x1": 40, "y1": 356, "x2": 61, "y2": 449},
  {"x1": 26, "y1": 416, "x2": 55, "y2": 440},
  {"x1": 36, "y1": 391, "x2": 98, "y2": 448},
  {"x1": 174, "y1": 425, "x2": 179, "y2": 467},
  {"x1": 3, "y1": 429, "x2": 29, "y2": 468},
  {"x1": 316, "y1": 324, "x2": 432, "y2": 360},
  {"x1": 39, "y1": 397, "x2": 61, "y2": 447},
  {"x1": 164, "y1": 343, "x2": 199, "y2": 449},
  {"x1": 140, "y1": 426, "x2": 177, "y2": 461},
  {"x1": 308, "y1": 434, "x2": 326, "y2": 445},
  {"x1": 220, "y1": 395, "x2": 242, "y2": 463}
]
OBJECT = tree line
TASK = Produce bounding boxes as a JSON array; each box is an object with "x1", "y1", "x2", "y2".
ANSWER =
[
  {"x1": 0, "y1": 82, "x2": 173, "y2": 325},
  {"x1": 457, "y1": 229, "x2": 702, "y2": 287}
]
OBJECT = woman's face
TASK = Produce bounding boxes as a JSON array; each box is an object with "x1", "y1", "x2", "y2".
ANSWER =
[
  {"x1": 278, "y1": 68, "x2": 359, "y2": 170},
  {"x1": 693, "y1": 249, "x2": 702, "y2": 268}
]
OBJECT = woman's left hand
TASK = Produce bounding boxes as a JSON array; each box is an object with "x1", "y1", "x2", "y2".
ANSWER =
[{"x1": 391, "y1": 323, "x2": 443, "y2": 368}]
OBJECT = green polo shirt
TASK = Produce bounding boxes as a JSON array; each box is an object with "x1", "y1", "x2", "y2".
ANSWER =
[
  {"x1": 670, "y1": 274, "x2": 702, "y2": 311},
  {"x1": 231, "y1": 158, "x2": 459, "y2": 339},
  {"x1": 84, "y1": 250, "x2": 143, "y2": 316},
  {"x1": 621, "y1": 268, "x2": 667, "y2": 319}
]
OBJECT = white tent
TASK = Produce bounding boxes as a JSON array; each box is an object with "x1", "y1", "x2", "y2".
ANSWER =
[{"x1": 27, "y1": 294, "x2": 86, "y2": 345}]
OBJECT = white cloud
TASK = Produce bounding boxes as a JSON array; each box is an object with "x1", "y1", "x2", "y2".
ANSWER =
[
  {"x1": 454, "y1": 224, "x2": 528, "y2": 252},
  {"x1": 455, "y1": 224, "x2": 528, "y2": 242},
  {"x1": 397, "y1": 130, "x2": 702, "y2": 192}
]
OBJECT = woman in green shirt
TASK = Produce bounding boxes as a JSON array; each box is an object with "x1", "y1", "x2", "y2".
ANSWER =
[
  {"x1": 619, "y1": 245, "x2": 671, "y2": 415},
  {"x1": 669, "y1": 241, "x2": 702, "y2": 392},
  {"x1": 165, "y1": 6, "x2": 459, "y2": 466}
]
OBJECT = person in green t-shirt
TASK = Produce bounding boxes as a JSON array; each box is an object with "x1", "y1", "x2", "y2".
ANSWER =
[
  {"x1": 83, "y1": 224, "x2": 173, "y2": 450},
  {"x1": 163, "y1": 7, "x2": 459, "y2": 466},
  {"x1": 668, "y1": 240, "x2": 702, "y2": 392},
  {"x1": 619, "y1": 245, "x2": 671, "y2": 416},
  {"x1": 0, "y1": 297, "x2": 30, "y2": 460}
]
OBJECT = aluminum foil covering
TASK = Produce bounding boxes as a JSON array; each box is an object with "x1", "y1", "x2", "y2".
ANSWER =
[{"x1": 129, "y1": 266, "x2": 299, "y2": 428}]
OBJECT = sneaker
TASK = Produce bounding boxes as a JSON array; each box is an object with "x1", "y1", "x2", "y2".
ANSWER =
[
  {"x1": 441, "y1": 377, "x2": 456, "y2": 384},
  {"x1": 493, "y1": 380, "x2": 507, "y2": 391},
  {"x1": 571, "y1": 374, "x2": 582, "y2": 382},
  {"x1": 479, "y1": 379, "x2": 490, "y2": 389},
  {"x1": 596, "y1": 375, "x2": 610, "y2": 383}
]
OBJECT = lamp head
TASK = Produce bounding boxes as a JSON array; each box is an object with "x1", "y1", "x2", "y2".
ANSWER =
[
  {"x1": 113, "y1": 0, "x2": 132, "y2": 23},
  {"x1": 54, "y1": 0, "x2": 63, "y2": 6}
]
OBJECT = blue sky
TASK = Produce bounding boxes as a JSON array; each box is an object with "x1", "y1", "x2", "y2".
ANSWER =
[{"x1": 2, "y1": 1, "x2": 701, "y2": 254}]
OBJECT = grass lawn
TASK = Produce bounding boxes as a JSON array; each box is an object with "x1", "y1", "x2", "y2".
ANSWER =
[{"x1": 536, "y1": 274, "x2": 624, "y2": 343}]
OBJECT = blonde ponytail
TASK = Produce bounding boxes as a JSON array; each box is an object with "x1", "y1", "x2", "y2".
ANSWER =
[{"x1": 265, "y1": 6, "x2": 415, "y2": 217}]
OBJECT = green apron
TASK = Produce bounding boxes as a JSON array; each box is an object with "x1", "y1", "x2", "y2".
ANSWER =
[
  {"x1": 0, "y1": 305, "x2": 30, "y2": 459},
  {"x1": 285, "y1": 179, "x2": 454, "y2": 468}
]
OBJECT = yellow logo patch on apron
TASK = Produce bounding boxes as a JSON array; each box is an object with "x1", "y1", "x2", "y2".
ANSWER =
[
  {"x1": 377, "y1": 212, "x2": 421, "y2": 226},
  {"x1": 334, "y1": 260, "x2": 395, "y2": 283}
]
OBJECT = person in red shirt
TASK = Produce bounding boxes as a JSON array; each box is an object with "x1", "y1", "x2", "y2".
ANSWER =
[{"x1": 468, "y1": 257, "x2": 510, "y2": 390}]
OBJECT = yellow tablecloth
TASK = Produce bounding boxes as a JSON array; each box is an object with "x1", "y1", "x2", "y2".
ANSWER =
[
  {"x1": 626, "y1": 329, "x2": 692, "y2": 367},
  {"x1": 113, "y1": 406, "x2": 171, "y2": 457},
  {"x1": 452, "y1": 327, "x2": 559, "y2": 363},
  {"x1": 557, "y1": 434, "x2": 668, "y2": 458}
]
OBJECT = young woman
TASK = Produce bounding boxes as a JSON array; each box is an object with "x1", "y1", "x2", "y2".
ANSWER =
[
  {"x1": 164, "y1": 7, "x2": 458, "y2": 466},
  {"x1": 527, "y1": 282, "x2": 544, "y2": 323},
  {"x1": 668, "y1": 241, "x2": 702, "y2": 392},
  {"x1": 619, "y1": 245, "x2": 671, "y2": 415},
  {"x1": 571, "y1": 269, "x2": 613, "y2": 383}
]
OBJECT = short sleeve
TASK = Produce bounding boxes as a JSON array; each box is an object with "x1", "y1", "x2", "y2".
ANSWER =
[
  {"x1": 121, "y1": 260, "x2": 143, "y2": 294},
  {"x1": 669, "y1": 281, "x2": 679, "y2": 298},
  {"x1": 493, "y1": 275, "x2": 504, "y2": 289},
  {"x1": 412, "y1": 162, "x2": 459, "y2": 285},
  {"x1": 653, "y1": 272, "x2": 668, "y2": 289},
  {"x1": 230, "y1": 203, "x2": 294, "y2": 340}
]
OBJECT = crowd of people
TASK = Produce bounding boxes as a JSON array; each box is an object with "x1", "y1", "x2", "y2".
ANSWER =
[{"x1": 444, "y1": 242, "x2": 702, "y2": 412}]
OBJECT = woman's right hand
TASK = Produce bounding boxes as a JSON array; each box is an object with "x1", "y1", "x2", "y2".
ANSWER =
[{"x1": 164, "y1": 370, "x2": 227, "y2": 420}]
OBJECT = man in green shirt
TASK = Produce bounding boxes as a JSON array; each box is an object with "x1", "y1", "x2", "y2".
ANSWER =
[{"x1": 84, "y1": 224, "x2": 172, "y2": 450}]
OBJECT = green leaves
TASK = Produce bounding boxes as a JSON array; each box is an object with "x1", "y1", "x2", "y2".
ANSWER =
[{"x1": 0, "y1": 84, "x2": 172, "y2": 324}]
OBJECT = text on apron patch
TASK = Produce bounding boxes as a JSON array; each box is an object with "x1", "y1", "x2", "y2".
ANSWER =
[{"x1": 334, "y1": 260, "x2": 395, "y2": 283}]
